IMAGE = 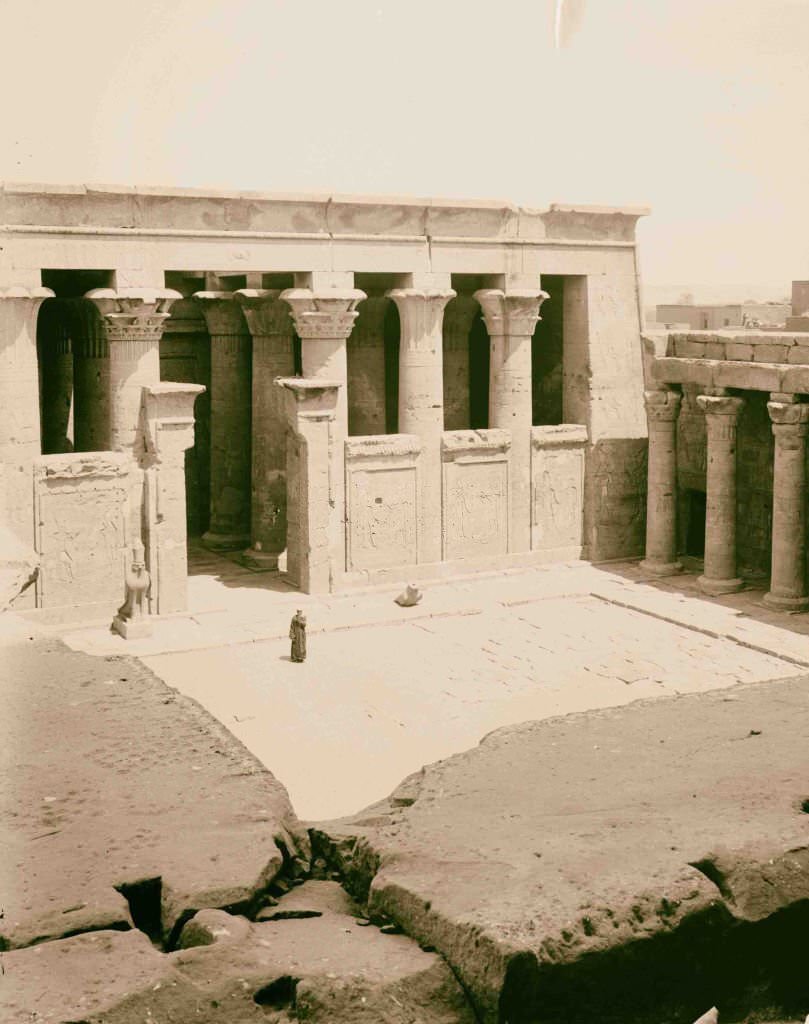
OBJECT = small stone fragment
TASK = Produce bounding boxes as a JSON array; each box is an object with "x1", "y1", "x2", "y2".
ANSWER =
[
  {"x1": 692, "y1": 1008, "x2": 718, "y2": 1024},
  {"x1": 380, "y1": 923, "x2": 402, "y2": 935}
]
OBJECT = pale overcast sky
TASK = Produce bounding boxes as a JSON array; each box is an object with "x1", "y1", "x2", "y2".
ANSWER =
[{"x1": 1, "y1": 0, "x2": 807, "y2": 291}]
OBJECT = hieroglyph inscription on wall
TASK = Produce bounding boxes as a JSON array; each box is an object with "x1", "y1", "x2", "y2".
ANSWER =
[
  {"x1": 34, "y1": 453, "x2": 130, "y2": 609},
  {"x1": 345, "y1": 435, "x2": 420, "y2": 571},
  {"x1": 531, "y1": 425, "x2": 587, "y2": 553},
  {"x1": 442, "y1": 430, "x2": 510, "y2": 560}
]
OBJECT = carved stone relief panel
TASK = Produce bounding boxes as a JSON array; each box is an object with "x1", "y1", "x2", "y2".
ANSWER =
[
  {"x1": 345, "y1": 435, "x2": 420, "y2": 572},
  {"x1": 531, "y1": 425, "x2": 587, "y2": 552},
  {"x1": 442, "y1": 430, "x2": 510, "y2": 560},
  {"x1": 34, "y1": 453, "x2": 131, "y2": 609}
]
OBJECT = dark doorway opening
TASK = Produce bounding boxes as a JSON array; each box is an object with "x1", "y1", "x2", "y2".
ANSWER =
[
  {"x1": 532, "y1": 275, "x2": 564, "y2": 425},
  {"x1": 383, "y1": 301, "x2": 400, "y2": 433},
  {"x1": 469, "y1": 312, "x2": 490, "y2": 430},
  {"x1": 685, "y1": 489, "x2": 706, "y2": 558}
]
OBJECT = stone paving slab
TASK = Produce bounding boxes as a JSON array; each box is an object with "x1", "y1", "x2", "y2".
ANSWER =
[
  {"x1": 0, "y1": 635, "x2": 309, "y2": 950},
  {"x1": 319, "y1": 675, "x2": 809, "y2": 1024}
]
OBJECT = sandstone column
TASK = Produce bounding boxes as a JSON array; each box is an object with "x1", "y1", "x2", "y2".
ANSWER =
[
  {"x1": 347, "y1": 296, "x2": 389, "y2": 437},
  {"x1": 87, "y1": 289, "x2": 180, "y2": 454},
  {"x1": 65, "y1": 299, "x2": 109, "y2": 453},
  {"x1": 442, "y1": 294, "x2": 479, "y2": 430},
  {"x1": 639, "y1": 388, "x2": 682, "y2": 575},
  {"x1": 37, "y1": 300, "x2": 74, "y2": 454},
  {"x1": 764, "y1": 396, "x2": 809, "y2": 610},
  {"x1": 193, "y1": 292, "x2": 252, "y2": 550},
  {"x1": 0, "y1": 287, "x2": 53, "y2": 548},
  {"x1": 474, "y1": 288, "x2": 548, "y2": 553},
  {"x1": 387, "y1": 288, "x2": 455, "y2": 564},
  {"x1": 142, "y1": 382, "x2": 206, "y2": 614},
  {"x1": 696, "y1": 393, "x2": 744, "y2": 595},
  {"x1": 281, "y1": 288, "x2": 366, "y2": 578},
  {"x1": 235, "y1": 290, "x2": 296, "y2": 568},
  {"x1": 276, "y1": 377, "x2": 340, "y2": 594}
]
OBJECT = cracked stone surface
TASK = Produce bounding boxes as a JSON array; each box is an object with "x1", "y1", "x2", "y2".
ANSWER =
[
  {"x1": 318, "y1": 676, "x2": 809, "y2": 1024},
  {"x1": 0, "y1": 884, "x2": 476, "y2": 1023},
  {"x1": 0, "y1": 635, "x2": 309, "y2": 950}
]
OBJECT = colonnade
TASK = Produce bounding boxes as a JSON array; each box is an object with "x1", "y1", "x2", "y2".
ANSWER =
[{"x1": 642, "y1": 385, "x2": 809, "y2": 610}]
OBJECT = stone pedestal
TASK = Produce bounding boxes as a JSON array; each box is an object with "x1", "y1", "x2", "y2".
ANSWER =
[
  {"x1": 276, "y1": 377, "x2": 341, "y2": 594},
  {"x1": 347, "y1": 296, "x2": 389, "y2": 437},
  {"x1": 442, "y1": 295, "x2": 479, "y2": 430},
  {"x1": 696, "y1": 394, "x2": 744, "y2": 595},
  {"x1": 0, "y1": 287, "x2": 54, "y2": 550},
  {"x1": 388, "y1": 288, "x2": 455, "y2": 564},
  {"x1": 640, "y1": 388, "x2": 682, "y2": 575},
  {"x1": 281, "y1": 288, "x2": 365, "y2": 576},
  {"x1": 142, "y1": 382, "x2": 206, "y2": 614},
  {"x1": 193, "y1": 292, "x2": 252, "y2": 550},
  {"x1": 235, "y1": 290, "x2": 295, "y2": 568},
  {"x1": 764, "y1": 397, "x2": 809, "y2": 610},
  {"x1": 475, "y1": 288, "x2": 548, "y2": 553}
]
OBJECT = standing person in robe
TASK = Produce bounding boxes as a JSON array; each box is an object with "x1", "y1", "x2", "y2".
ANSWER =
[{"x1": 289, "y1": 610, "x2": 307, "y2": 663}]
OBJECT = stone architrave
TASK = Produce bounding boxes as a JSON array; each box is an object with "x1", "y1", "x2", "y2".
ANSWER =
[
  {"x1": 280, "y1": 288, "x2": 366, "y2": 577},
  {"x1": 764, "y1": 396, "x2": 809, "y2": 610},
  {"x1": 0, "y1": 287, "x2": 54, "y2": 551},
  {"x1": 142, "y1": 382, "x2": 206, "y2": 614},
  {"x1": 347, "y1": 296, "x2": 390, "y2": 437},
  {"x1": 86, "y1": 289, "x2": 181, "y2": 455},
  {"x1": 276, "y1": 377, "x2": 341, "y2": 594},
  {"x1": 193, "y1": 292, "x2": 252, "y2": 550},
  {"x1": 696, "y1": 393, "x2": 745, "y2": 595},
  {"x1": 387, "y1": 288, "x2": 455, "y2": 564},
  {"x1": 442, "y1": 295, "x2": 479, "y2": 431},
  {"x1": 474, "y1": 288, "x2": 549, "y2": 553},
  {"x1": 640, "y1": 388, "x2": 683, "y2": 575},
  {"x1": 235, "y1": 290, "x2": 296, "y2": 568}
]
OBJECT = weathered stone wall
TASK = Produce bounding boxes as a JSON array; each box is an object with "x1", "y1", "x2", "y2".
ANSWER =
[
  {"x1": 441, "y1": 430, "x2": 510, "y2": 560},
  {"x1": 531, "y1": 425, "x2": 587, "y2": 557}
]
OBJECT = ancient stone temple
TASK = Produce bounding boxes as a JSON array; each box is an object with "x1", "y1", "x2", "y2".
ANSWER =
[
  {"x1": 641, "y1": 330, "x2": 809, "y2": 608},
  {"x1": 0, "y1": 184, "x2": 648, "y2": 619}
]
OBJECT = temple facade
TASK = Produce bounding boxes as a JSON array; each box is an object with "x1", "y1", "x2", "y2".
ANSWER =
[
  {"x1": 641, "y1": 329, "x2": 809, "y2": 608},
  {"x1": 0, "y1": 184, "x2": 648, "y2": 619}
]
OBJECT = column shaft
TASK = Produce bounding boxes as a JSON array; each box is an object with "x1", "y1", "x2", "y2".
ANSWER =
[
  {"x1": 697, "y1": 394, "x2": 744, "y2": 595},
  {"x1": 388, "y1": 288, "x2": 455, "y2": 564},
  {"x1": 0, "y1": 288, "x2": 53, "y2": 550},
  {"x1": 193, "y1": 293, "x2": 252, "y2": 549},
  {"x1": 281, "y1": 288, "x2": 365, "y2": 583},
  {"x1": 764, "y1": 399, "x2": 809, "y2": 610},
  {"x1": 235, "y1": 290, "x2": 296, "y2": 567},
  {"x1": 640, "y1": 388, "x2": 682, "y2": 574},
  {"x1": 475, "y1": 288, "x2": 548, "y2": 553}
]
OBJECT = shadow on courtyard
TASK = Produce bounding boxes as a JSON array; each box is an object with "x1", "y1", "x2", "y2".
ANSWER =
[
  {"x1": 599, "y1": 556, "x2": 809, "y2": 638},
  {"x1": 187, "y1": 538, "x2": 294, "y2": 593}
]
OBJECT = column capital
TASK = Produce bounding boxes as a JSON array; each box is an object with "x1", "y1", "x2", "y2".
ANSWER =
[
  {"x1": 280, "y1": 288, "x2": 366, "y2": 340},
  {"x1": 192, "y1": 291, "x2": 249, "y2": 335},
  {"x1": 87, "y1": 288, "x2": 181, "y2": 343},
  {"x1": 234, "y1": 289, "x2": 294, "y2": 337},
  {"x1": 696, "y1": 394, "x2": 744, "y2": 419},
  {"x1": 473, "y1": 288, "x2": 549, "y2": 337},
  {"x1": 386, "y1": 288, "x2": 456, "y2": 346},
  {"x1": 643, "y1": 388, "x2": 682, "y2": 423},
  {"x1": 767, "y1": 399, "x2": 809, "y2": 430}
]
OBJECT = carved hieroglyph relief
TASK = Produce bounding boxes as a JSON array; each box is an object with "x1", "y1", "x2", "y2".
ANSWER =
[
  {"x1": 34, "y1": 454, "x2": 130, "y2": 609},
  {"x1": 531, "y1": 446, "x2": 584, "y2": 551},
  {"x1": 443, "y1": 460, "x2": 509, "y2": 560},
  {"x1": 348, "y1": 467, "x2": 418, "y2": 570}
]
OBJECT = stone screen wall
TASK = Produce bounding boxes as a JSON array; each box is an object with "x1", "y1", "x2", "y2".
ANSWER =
[
  {"x1": 441, "y1": 430, "x2": 510, "y2": 560},
  {"x1": 531, "y1": 425, "x2": 587, "y2": 557}
]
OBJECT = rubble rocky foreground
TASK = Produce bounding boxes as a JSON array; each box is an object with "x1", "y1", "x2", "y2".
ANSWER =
[{"x1": 2, "y1": 635, "x2": 808, "y2": 1023}]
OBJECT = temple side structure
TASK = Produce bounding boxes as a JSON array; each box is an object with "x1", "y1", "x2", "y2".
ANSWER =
[{"x1": 0, "y1": 184, "x2": 649, "y2": 619}]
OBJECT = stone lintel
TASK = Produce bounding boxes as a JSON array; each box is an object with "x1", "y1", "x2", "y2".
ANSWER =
[
  {"x1": 442, "y1": 428, "x2": 512, "y2": 456},
  {"x1": 345, "y1": 434, "x2": 422, "y2": 460},
  {"x1": 531, "y1": 424, "x2": 589, "y2": 448}
]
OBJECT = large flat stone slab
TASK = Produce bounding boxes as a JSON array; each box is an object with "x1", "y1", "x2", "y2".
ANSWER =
[
  {"x1": 317, "y1": 676, "x2": 809, "y2": 1024},
  {"x1": 1, "y1": 636, "x2": 309, "y2": 949}
]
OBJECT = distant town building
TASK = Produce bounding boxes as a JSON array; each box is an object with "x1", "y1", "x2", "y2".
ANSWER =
[
  {"x1": 786, "y1": 281, "x2": 809, "y2": 332},
  {"x1": 655, "y1": 302, "x2": 790, "y2": 331}
]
